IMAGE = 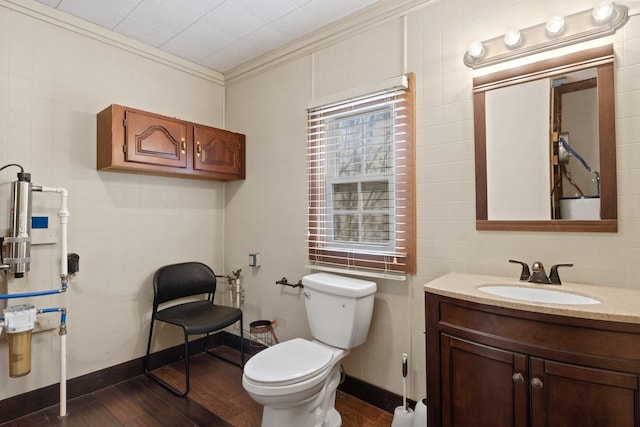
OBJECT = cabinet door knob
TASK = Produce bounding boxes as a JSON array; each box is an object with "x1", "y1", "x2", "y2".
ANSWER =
[
  {"x1": 181, "y1": 138, "x2": 186, "y2": 154},
  {"x1": 530, "y1": 377, "x2": 544, "y2": 389},
  {"x1": 512, "y1": 373, "x2": 524, "y2": 384},
  {"x1": 197, "y1": 141, "x2": 201, "y2": 157}
]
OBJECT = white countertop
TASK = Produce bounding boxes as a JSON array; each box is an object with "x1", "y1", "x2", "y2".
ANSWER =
[{"x1": 424, "y1": 272, "x2": 640, "y2": 324}]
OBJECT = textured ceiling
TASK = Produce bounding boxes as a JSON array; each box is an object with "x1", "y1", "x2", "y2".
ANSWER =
[{"x1": 35, "y1": 0, "x2": 380, "y2": 73}]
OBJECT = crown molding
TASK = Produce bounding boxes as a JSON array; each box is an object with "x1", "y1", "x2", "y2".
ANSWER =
[
  {"x1": 1, "y1": 0, "x2": 435, "y2": 87},
  {"x1": 0, "y1": 0, "x2": 226, "y2": 86},
  {"x1": 223, "y1": 0, "x2": 434, "y2": 87}
]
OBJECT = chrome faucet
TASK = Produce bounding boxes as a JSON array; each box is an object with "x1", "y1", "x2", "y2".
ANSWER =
[
  {"x1": 528, "y1": 261, "x2": 552, "y2": 284},
  {"x1": 509, "y1": 260, "x2": 573, "y2": 285}
]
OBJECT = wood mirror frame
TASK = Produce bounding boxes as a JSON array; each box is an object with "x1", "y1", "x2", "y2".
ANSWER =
[{"x1": 474, "y1": 45, "x2": 617, "y2": 232}]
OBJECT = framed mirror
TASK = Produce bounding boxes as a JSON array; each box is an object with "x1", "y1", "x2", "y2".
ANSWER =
[{"x1": 473, "y1": 45, "x2": 617, "y2": 232}]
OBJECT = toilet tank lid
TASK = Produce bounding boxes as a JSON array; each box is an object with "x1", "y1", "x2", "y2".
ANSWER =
[{"x1": 302, "y1": 273, "x2": 376, "y2": 297}]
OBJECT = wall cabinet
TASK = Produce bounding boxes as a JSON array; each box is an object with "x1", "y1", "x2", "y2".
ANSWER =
[
  {"x1": 426, "y1": 292, "x2": 640, "y2": 427},
  {"x1": 97, "y1": 104, "x2": 245, "y2": 181}
]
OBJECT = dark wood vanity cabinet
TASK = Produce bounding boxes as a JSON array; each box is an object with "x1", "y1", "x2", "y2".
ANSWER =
[
  {"x1": 426, "y1": 292, "x2": 640, "y2": 427},
  {"x1": 441, "y1": 335, "x2": 527, "y2": 427},
  {"x1": 529, "y1": 357, "x2": 637, "y2": 427},
  {"x1": 97, "y1": 104, "x2": 245, "y2": 181}
]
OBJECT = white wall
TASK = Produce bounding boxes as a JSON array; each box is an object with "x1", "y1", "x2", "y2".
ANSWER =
[
  {"x1": 225, "y1": 0, "x2": 640, "y2": 401},
  {"x1": 0, "y1": 2, "x2": 228, "y2": 399}
]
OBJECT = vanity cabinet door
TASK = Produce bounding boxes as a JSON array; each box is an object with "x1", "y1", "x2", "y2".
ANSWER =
[
  {"x1": 529, "y1": 358, "x2": 638, "y2": 427},
  {"x1": 441, "y1": 335, "x2": 528, "y2": 427}
]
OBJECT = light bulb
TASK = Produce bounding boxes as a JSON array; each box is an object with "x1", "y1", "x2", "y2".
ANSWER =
[
  {"x1": 546, "y1": 16, "x2": 565, "y2": 36},
  {"x1": 592, "y1": 2, "x2": 614, "y2": 24},
  {"x1": 503, "y1": 30, "x2": 521, "y2": 48},
  {"x1": 467, "y1": 41, "x2": 484, "y2": 59}
]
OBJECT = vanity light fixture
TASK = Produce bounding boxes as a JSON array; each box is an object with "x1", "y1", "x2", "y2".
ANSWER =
[
  {"x1": 467, "y1": 41, "x2": 485, "y2": 59},
  {"x1": 592, "y1": 1, "x2": 614, "y2": 23},
  {"x1": 464, "y1": 2, "x2": 628, "y2": 69},
  {"x1": 503, "y1": 30, "x2": 522, "y2": 48},
  {"x1": 546, "y1": 16, "x2": 566, "y2": 36}
]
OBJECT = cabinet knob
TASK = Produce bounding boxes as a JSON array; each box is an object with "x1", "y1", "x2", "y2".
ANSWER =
[
  {"x1": 512, "y1": 373, "x2": 524, "y2": 384},
  {"x1": 181, "y1": 138, "x2": 186, "y2": 154},
  {"x1": 196, "y1": 141, "x2": 201, "y2": 157},
  {"x1": 530, "y1": 377, "x2": 544, "y2": 389}
]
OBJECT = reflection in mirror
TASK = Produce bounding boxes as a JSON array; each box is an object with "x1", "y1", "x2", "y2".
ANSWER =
[
  {"x1": 551, "y1": 69, "x2": 599, "y2": 219},
  {"x1": 474, "y1": 45, "x2": 617, "y2": 232}
]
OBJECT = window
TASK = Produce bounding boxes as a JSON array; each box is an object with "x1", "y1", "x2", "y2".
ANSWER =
[{"x1": 307, "y1": 74, "x2": 416, "y2": 279}]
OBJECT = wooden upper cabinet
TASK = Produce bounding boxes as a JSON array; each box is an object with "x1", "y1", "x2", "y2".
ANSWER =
[
  {"x1": 194, "y1": 125, "x2": 245, "y2": 178},
  {"x1": 125, "y1": 109, "x2": 188, "y2": 168},
  {"x1": 97, "y1": 104, "x2": 245, "y2": 181}
]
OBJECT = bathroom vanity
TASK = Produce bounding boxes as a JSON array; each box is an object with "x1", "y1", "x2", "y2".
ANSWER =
[{"x1": 425, "y1": 273, "x2": 640, "y2": 427}]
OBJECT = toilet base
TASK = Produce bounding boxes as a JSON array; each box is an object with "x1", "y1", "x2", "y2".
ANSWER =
[
  {"x1": 260, "y1": 364, "x2": 343, "y2": 427},
  {"x1": 324, "y1": 408, "x2": 341, "y2": 427},
  {"x1": 262, "y1": 404, "x2": 341, "y2": 427}
]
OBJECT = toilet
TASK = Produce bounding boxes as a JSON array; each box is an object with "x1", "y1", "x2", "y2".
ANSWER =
[{"x1": 242, "y1": 272, "x2": 377, "y2": 427}]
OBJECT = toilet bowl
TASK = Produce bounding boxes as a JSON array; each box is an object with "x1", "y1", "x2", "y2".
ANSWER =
[
  {"x1": 242, "y1": 338, "x2": 347, "y2": 427},
  {"x1": 242, "y1": 273, "x2": 377, "y2": 427}
]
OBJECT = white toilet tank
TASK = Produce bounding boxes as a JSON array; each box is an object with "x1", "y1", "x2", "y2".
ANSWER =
[{"x1": 302, "y1": 273, "x2": 376, "y2": 349}]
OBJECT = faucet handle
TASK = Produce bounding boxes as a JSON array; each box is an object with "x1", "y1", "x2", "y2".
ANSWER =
[
  {"x1": 549, "y1": 263, "x2": 573, "y2": 285},
  {"x1": 509, "y1": 259, "x2": 531, "y2": 281}
]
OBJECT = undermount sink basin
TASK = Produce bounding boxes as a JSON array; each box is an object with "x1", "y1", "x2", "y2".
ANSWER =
[{"x1": 478, "y1": 285, "x2": 601, "y2": 305}]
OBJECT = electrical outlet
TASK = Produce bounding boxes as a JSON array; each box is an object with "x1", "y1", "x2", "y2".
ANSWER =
[{"x1": 248, "y1": 253, "x2": 261, "y2": 267}]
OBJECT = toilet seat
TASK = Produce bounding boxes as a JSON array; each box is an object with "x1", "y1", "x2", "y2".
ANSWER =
[{"x1": 244, "y1": 338, "x2": 334, "y2": 386}]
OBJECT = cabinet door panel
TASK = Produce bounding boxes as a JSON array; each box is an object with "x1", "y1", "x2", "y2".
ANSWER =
[
  {"x1": 125, "y1": 110, "x2": 188, "y2": 168},
  {"x1": 193, "y1": 126, "x2": 242, "y2": 175},
  {"x1": 442, "y1": 334, "x2": 528, "y2": 427},
  {"x1": 530, "y1": 358, "x2": 639, "y2": 427}
]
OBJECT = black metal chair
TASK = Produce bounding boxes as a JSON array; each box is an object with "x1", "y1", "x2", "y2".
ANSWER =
[{"x1": 144, "y1": 262, "x2": 244, "y2": 396}]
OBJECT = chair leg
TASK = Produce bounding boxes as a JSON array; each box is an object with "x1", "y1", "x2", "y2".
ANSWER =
[
  {"x1": 144, "y1": 329, "x2": 191, "y2": 397},
  {"x1": 239, "y1": 315, "x2": 245, "y2": 368},
  {"x1": 204, "y1": 317, "x2": 245, "y2": 368},
  {"x1": 143, "y1": 319, "x2": 156, "y2": 374},
  {"x1": 182, "y1": 334, "x2": 190, "y2": 394}
]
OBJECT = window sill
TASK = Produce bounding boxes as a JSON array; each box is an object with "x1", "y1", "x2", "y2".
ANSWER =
[{"x1": 305, "y1": 264, "x2": 406, "y2": 281}]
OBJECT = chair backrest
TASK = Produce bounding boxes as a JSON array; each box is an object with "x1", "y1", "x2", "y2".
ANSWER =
[{"x1": 153, "y1": 262, "x2": 217, "y2": 307}]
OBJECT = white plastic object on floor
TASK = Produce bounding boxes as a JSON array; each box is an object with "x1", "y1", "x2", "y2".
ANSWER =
[
  {"x1": 392, "y1": 407, "x2": 414, "y2": 427},
  {"x1": 391, "y1": 353, "x2": 414, "y2": 426},
  {"x1": 412, "y1": 398, "x2": 427, "y2": 427}
]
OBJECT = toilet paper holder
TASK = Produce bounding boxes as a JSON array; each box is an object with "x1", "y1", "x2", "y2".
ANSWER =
[{"x1": 275, "y1": 277, "x2": 303, "y2": 288}]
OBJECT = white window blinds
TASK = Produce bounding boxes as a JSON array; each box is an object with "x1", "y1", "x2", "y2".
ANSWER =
[{"x1": 307, "y1": 73, "x2": 416, "y2": 280}]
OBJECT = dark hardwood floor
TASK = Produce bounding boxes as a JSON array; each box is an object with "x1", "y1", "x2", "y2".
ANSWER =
[{"x1": 1, "y1": 350, "x2": 393, "y2": 426}]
